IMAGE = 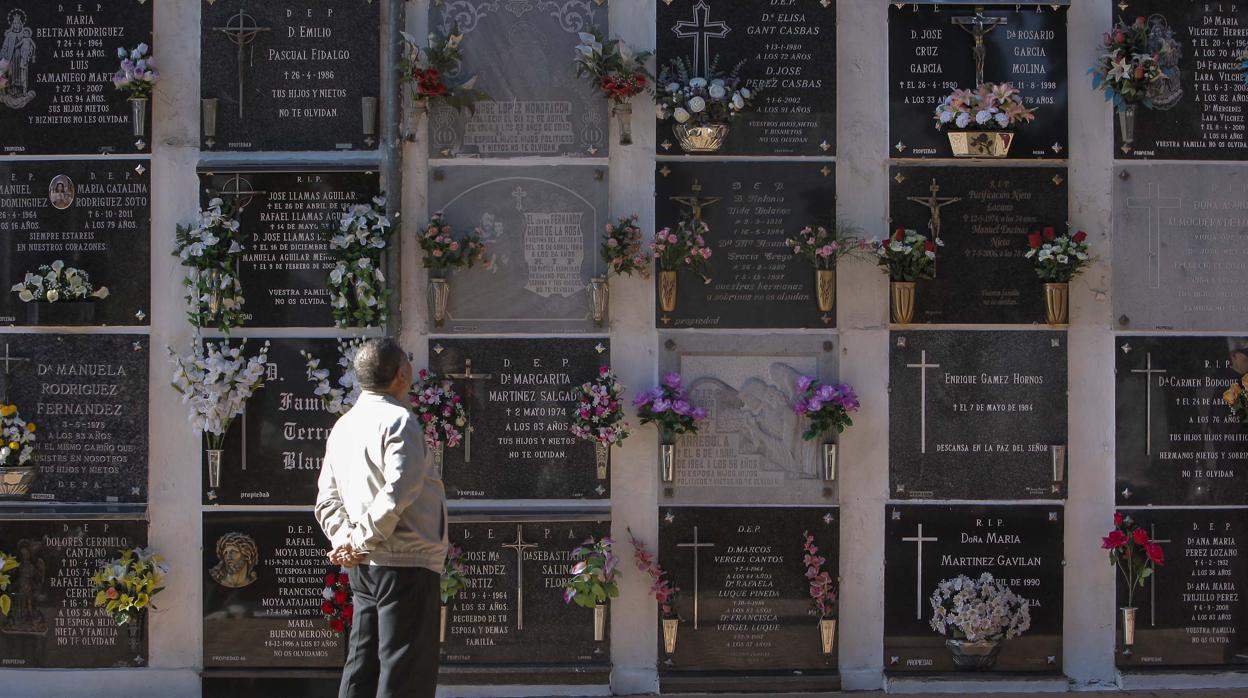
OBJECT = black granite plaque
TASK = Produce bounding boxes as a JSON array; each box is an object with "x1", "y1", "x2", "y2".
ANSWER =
[
  {"x1": 0, "y1": 519, "x2": 147, "y2": 667},
  {"x1": 0, "y1": 159, "x2": 151, "y2": 327},
  {"x1": 203, "y1": 510, "x2": 345, "y2": 669},
  {"x1": 1115, "y1": 508, "x2": 1248, "y2": 667},
  {"x1": 0, "y1": 334, "x2": 148, "y2": 504},
  {"x1": 200, "y1": 0, "x2": 380, "y2": 152},
  {"x1": 1114, "y1": 1, "x2": 1248, "y2": 160},
  {"x1": 655, "y1": 162, "x2": 835, "y2": 329},
  {"x1": 885, "y1": 504, "x2": 1063, "y2": 673},
  {"x1": 204, "y1": 338, "x2": 343, "y2": 506},
  {"x1": 428, "y1": 0, "x2": 607, "y2": 158},
  {"x1": 1116, "y1": 336, "x2": 1248, "y2": 506},
  {"x1": 429, "y1": 338, "x2": 609, "y2": 500},
  {"x1": 888, "y1": 165, "x2": 1064, "y2": 324},
  {"x1": 199, "y1": 170, "x2": 380, "y2": 328},
  {"x1": 889, "y1": 4, "x2": 1068, "y2": 159},
  {"x1": 442, "y1": 519, "x2": 610, "y2": 665},
  {"x1": 657, "y1": 506, "x2": 839, "y2": 678},
  {"x1": 656, "y1": 0, "x2": 836, "y2": 156},
  {"x1": 0, "y1": 1, "x2": 153, "y2": 156},
  {"x1": 889, "y1": 330, "x2": 1068, "y2": 500}
]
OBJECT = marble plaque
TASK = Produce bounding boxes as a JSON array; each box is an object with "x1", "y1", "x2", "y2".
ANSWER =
[
  {"x1": 0, "y1": 159, "x2": 151, "y2": 327},
  {"x1": 0, "y1": 1, "x2": 154, "y2": 156},
  {"x1": 660, "y1": 334, "x2": 839, "y2": 505},
  {"x1": 1114, "y1": 1, "x2": 1248, "y2": 159},
  {"x1": 655, "y1": 162, "x2": 836, "y2": 329},
  {"x1": 202, "y1": 510, "x2": 345, "y2": 669},
  {"x1": 199, "y1": 170, "x2": 380, "y2": 328},
  {"x1": 428, "y1": 338, "x2": 609, "y2": 500},
  {"x1": 0, "y1": 334, "x2": 148, "y2": 504},
  {"x1": 428, "y1": 164, "x2": 608, "y2": 333},
  {"x1": 889, "y1": 4, "x2": 1069, "y2": 159},
  {"x1": 1115, "y1": 508, "x2": 1248, "y2": 667},
  {"x1": 889, "y1": 330, "x2": 1068, "y2": 500},
  {"x1": 442, "y1": 519, "x2": 610, "y2": 665},
  {"x1": 200, "y1": 0, "x2": 381, "y2": 152},
  {"x1": 656, "y1": 0, "x2": 836, "y2": 156},
  {"x1": 0, "y1": 519, "x2": 148, "y2": 668},
  {"x1": 888, "y1": 165, "x2": 1064, "y2": 325},
  {"x1": 658, "y1": 506, "x2": 839, "y2": 677},
  {"x1": 1113, "y1": 165, "x2": 1248, "y2": 331},
  {"x1": 428, "y1": 0, "x2": 607, "y2": 158},
  {"x1": 885, "y1": 504, "x2": 1064, "y2": 673}
]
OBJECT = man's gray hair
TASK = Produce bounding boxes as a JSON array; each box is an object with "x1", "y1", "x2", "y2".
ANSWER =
[{"x1": 354, "y1": 338, "x2": 407, "y2": 389}]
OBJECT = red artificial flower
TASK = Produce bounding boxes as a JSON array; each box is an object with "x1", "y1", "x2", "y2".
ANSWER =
[
  {"x1": 334, "y1": 590, "x2": 350, "y2": 605},
  {"x1": 1073, "y1": 231, "x2": 1088, "y2": 243},
  {"x1": 1133, "y1": 527, "x2": 1150, "y2": 545},
  {"x1": 338, "y1": 573, "x2": 350, "y2": 586},
  {"x1": 1114, "y1": 31, "x2": 1125, "y2": 44},
  {"x1": 894, "y1": 227, "x2": 905, "y2": 242},
  {"x1": 321, "y1": 600, "x2": 335, "y2": 615},
  {"x1": 1135, "y1": 16, "x2": 1146, "y2": 26},
  {"x1": 330, "y1": 618, "x2": 346, "y2": 633},
  {"x1": 342, "y1": 604, "x2": 355, "y2": 622},
  {"x1": 1027, "y1": 232, "x2": 1042, "y2": 249},
  {"x1": 1134, "y1": 66, "x2": 1146, "y2": 80},
  {"x1": 1145, "y1": 543, "x2": 1165, "y2": 565},
  {"x1": 1114, "y1": 512, "x2": 1123, "y2": 527},
  {"x1": 325, "y1": 573, "x2": 337, "y2": 586},
  {"x1": 924, "y1": 241, "x2": 936, "y2": 253},
  {"x1": 1102, "y1": 530, "x2": 1128, "y2": 549},
  {"x1": 1042, "y1": 226, "x2": 1056, "y2": 241}
]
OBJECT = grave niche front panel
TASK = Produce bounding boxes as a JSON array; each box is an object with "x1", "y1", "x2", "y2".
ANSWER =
[
  {"x1": 1114, "y1": 1, "x2": 1248, "y2": 160},
  {"x1": 429, "y1": 0, "x2": 607, "y2": 158},
  {"x1": 888, "y1": 165, "x2": 1064, "y2": 325},
  {"x1": 1113, "y1": 164, "x2": 1248, "y2": 331},
  {"x1": 0, "y1": 159, "x2": 151, "y2": 327},
  {"x1": 202, "y1": 510, "x2": 345, "y2": 669},
  {"x1": 885, "y1": 504, "x2": 1063, "y2": 673},
  {"x1": 428, "y1": 165, "x2": 607, "y2": 334},
  {"x1": 0, "y1": 519, "x2": 148, "y2": 668},
  {"x1": 655, "y1": 161, "x2": 834, "y2": 329},
  {"x1": 428, "y1": 338, "x2": 609, "y2": 501},
  {"x1": 658, "y1": 506, "x2": 839, "y2": 677},
  {"x1": 203, "y1": 338, "x2": 343, "y2": 506},
  {"x1": 1116, "y1": 336, "x2": 1248, "y2": 506},
  {"x1": 199, "y1": 170, "x2": 380, "y2": 328},
  {"x1": 0, "y1": 1, "x2": 153, "y2": 156},
  {"x1": 1115, "y1": 508, "x2": 1248, "y2": 668},
  {"x1": 656, "y1": 0, "x2": 836, "y2": 156},
  {"x1": 0, "y1": 333, "x2": 148, "y2": 504},
  {"x1": 442, "y1": 520, "x2": 610, "y2": 666},
  {"x1": 889, "y1": 330, "x2": 1068, "y2": 500},
  {"x1": 889, "y1": 4, "x2": 1068, "y2": 160},
  {"x1": 200, "y1": 0, "x2": 381, "y2": 152}
]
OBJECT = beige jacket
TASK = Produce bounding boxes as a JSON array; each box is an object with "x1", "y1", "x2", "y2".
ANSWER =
[{"x1": 314, "y1": 390, "x2": 447, "y2": 571}]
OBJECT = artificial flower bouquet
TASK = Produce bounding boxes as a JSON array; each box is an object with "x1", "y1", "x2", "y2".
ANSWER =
[
  {"x1": 301, "y1": 338, "x2": 366, "y2": 416},
  {"x1": 654, "y1": 56, "x2": 755, "y2": 153},
  {"x1": 1224, "y1": 375, "x2": 1248, "y2": 425},
  {"x1": 804, "y1": 531, "x2": 838, "y2": 654},
  {"x1": 91, "y1": 547, "x2": 169, "y2": 626},
  {"x1": 630, "y1": 528, "x2": 681, "y2": 654},
  {"x1": 793, "y1": 377, "x2": 859, "y2": 442},
  {"x1": 0, "y1": 403, "x2": 36, "y2": 469},
  {"x1": 1104, "y1": 511, "x2": 1166, "y2": 653},
  {"x1": 1026, "y1": 227, "x2": 1091, "y2": 325},
  {"x1": 174, "y1": 198, "x2": 246, "y2": 332},
  {"x1": 327, "y1": 197, "x2": 393, "y2": 328},
  {"x1": 574, "y1": 28, "x2": 652, "y2": 144},
  {"x1": 399, "y1": 26, "x2": 488, "y2": 113},
  {"x1": 1090, "y1": 17, "x2": 1168, "y2": 111},
  {"x1": 601, "y1": 215, "x2": 652, "y2": 279},
  {"x1": 563, "y1": 536, "x2": 620, "y2": 641},
  {"x1": 439, "y1": 544, "x2": 470, "y2": 641},
  {"x1": 409, "y1": 369, "x2": 468, "y2": 450},
  {"x1": 635, "y1": 372, "x2": 708, "y2": 443},
  {"x1": 419, "y1": 212, "x2": 490, "y2": 275},
  {"x1": 112, "y1": 43, "x2": 158, "y2": 100},
  {"x1": 929, "y1": 573, "x2": 1031, "y2": 669},
  {"x1": 872, "y1": 228, "x2": 941, "y2": 283},
  {"x1": 169, "y1": 339, "x2": 270, "y2": 458},
  {"x1": 571, "y1": 366, "x2": 629, "y2": 479},
  {"x1": 653, "y1": 218, "x2": 713, "y2": 313},
  {"x1": 12, "y1": 261, "x2": 110, "y2": 303},
  {"x1": 321, "y1": 569, "x2": 353, "y2": 634},
  {"x1": 933, "y1": 83, "x2": 1035, "y2": 131}
]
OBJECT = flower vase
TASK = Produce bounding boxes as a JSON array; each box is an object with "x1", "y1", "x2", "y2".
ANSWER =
[
  {"x1": 431, "y1": 442, "x2": 444, "y2": 479},
  {"x1": 945, "y1": 638, "x2": 1002, "y2": 670},
  {"x1": 126, "y1": 613, "x2": 145, "y2": 653},
  {"x1": 405, "y1": 90, "x2": 428, "y2": 140},
  {"x1": 659, "y1": 271, "x2": 678, "y2": 313},
  {"x1": 662, "y1": 617, "x2": 680, "y2": 655},
  {"x1": 819, "y1": 618, "x2": 837, "y2": 656},
  {"x1": 946, "y1": 130, "x2": 1014, "y2": 158},
  {"x1": 816, "y1": 269, "x2": 836, "y2": 313},
  {"x1": 440, "y1": 604, "x2": 448, "y2": 643},
  {"x1": 130, "y1": 97, "x2": 148, "y2": 140},
  {"x1": 1044, "y1": 282, "x2": 1069, "y2": 325},
  {"x1": 428, "y1": 272, "x2": 450, "y2": 327},
  {"x1": 26, "y1": 301, "x2": 95, "y2": 326},
  {"x1": 890, "y1": 281, "x2": 916, "y2": 325},
  {"x1": 0, "y1": 465, "x2": 36, "y2": 497},
  {"x1": 1120, "y1": 607, "x2": 1137, "y2": 655},
  {"x1": 612, "y1": 102, "x2": 634, "y2": 146},
  {"x1": 595, "y1": 441, "x2": 609, "y2": 480},
  {"x1": 1118, "y1": 105, "x2": 1138, "y2": 152},
  {"x1": 822, "y1": 443, "x2": 838, "y2": 482},
  {"x1": 593, "y1": 603, "x2": 607, "y2": 642},
  {"x1": 660, "y1": 429, "x2": 677, "y2": 484},
  {"x1": 588, "y1": 276, "x2": 609, "y2": 326},
  {"x1": 200, "y1": 268, "x2": 223, "y2": 316},
  {"x1": 206, "y1": 449, "x2": 224, "y2": 489},
  {"x1": 673, "y1": 122, "x2": 729, "y2": 153}
]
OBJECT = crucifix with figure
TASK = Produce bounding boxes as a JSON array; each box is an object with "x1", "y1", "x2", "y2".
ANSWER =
[
  {"x1": 1126, "y1": 183, "x2": 1181, "y2": 289},
  {"x1": 672, "y1": 1, "x2": 730, "y2": 76},
  {"x1": 902, "y1": 523, "x2": 939, "y2": 620},
  {"x1": 502, "y1": 525, "x2": 538, "y2": 631},
  {"x1": 670, "y1": 180, "x2": 720, "y2": 223},
  {"x1": 214, "y1": 10, "x2": 272, "y2": 119},
  {"x1": 447, "y1": 358, "x2": 493, "y2": 463},
  {"x1": 952, "y1": 9, "x2": 1007, "y2": 86},
  {"x1": 906, "y1": 349, "x2": 940, "y2": 455},
  {"x1": 906, "y1": 179, "x2": 961, "y2": 241},
  {"x1": 676, "y1": 526, "x2": 716, "y2": 629},
  {"x1": 1130, "y1": 353, "x2": 1167, "y2": 456}
]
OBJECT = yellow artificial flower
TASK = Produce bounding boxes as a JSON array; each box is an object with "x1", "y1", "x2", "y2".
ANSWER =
[
  {"x1": 0, "y1": 405, "x2": 14, "y2": 417},
  {"x1": 1226, "y1": 383, "x2": 1243, "y2": 406},
  {"x1": 1242, "y1": 374, "x2": 1248, "y2": 390},
  {"x1": 25, "y1": 423, "x2": 34, "y2": 433},
  {"x1": 7, "y1": 442, "x2": 16, "y2": 451}
]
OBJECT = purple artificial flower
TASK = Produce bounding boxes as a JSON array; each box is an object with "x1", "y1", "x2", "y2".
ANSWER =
[
  {"x1": 671, "y1": 400, "x2": 691, "y2": 416},
  {"x1": 662, "y1": 372, "x2": 683, "y2": 389},
  {"x1": 797, "y1": 375, "x2": 815, "y2": 393},
  {"x1": 651, "y1": 399, "x2": 671, "y2": 413}
]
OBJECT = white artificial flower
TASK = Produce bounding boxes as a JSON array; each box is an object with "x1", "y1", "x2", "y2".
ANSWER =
[
  {"x1": 687, "y1": 96, "x2": 706, "y2": 113},
  {"x1": 45, "y1": 289, "x2": 60, "y2": 303},
  {"x1": 708, "y1": 84, "x2": 726, "y2": 99},
  {"x1": 666, "y1": 82, "x2": 680, "y2": 94},
  {"x1": 673, "y1": 108, "x2": 691, "y2": 123},
  {"x1": 689, "y1": 77, "x2": 707, "y2": 88},
  {"x1": 731, "y1": 93, "x2": 745, "y2": 110},
  {"x1": 955, "y1": 112, "x2": 972, "y2": 128},
  {"x1": 17, "y1": 290, "x2": 32, "y2": 303},
  {"x1": 739, "y1": 87, "x2": 752, "y2": 100},
  {"x1": 92, "y1": 287, "x2": 110, "y2": 300}
]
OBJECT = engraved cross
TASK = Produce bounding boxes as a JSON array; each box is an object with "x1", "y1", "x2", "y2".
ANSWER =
[
  {"x1": 902, "y1": 523, "x2": 938, "y2": 620},
  {"x1": 906, "y1": 350, "x2": 940, "y2": 455},
  {"x1": 501, "y1": 525, "x2": 539, "y2": 631},
  {"x1": 672, "y1": 1, "x2": 730, "y2": 76},
  {"x1": 676, "y1": 526, "x2": 716, "y2": 630},
  {"x1": 1130, "y1": 352, "x2": 1167, "y2": 456},
  {"x1": 1126, "y1": 183, "x2": 1181, "y2": 290}
]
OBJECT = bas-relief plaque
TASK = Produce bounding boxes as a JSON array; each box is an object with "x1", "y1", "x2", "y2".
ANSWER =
[
  {"x1": 885, "y1": 504, "x2": 1063, "y2": 673},
  {"x1": 428, "y1": 165, "x2": 607, "y2": 333},
  {"x1": 1114, "y1": 1, "x2": 1248, "y2": 160},
  {"x1": 1115, "y1": 508, "x2": 1248, "y2": 667},
  {"x1": 204, "y1": 338, "x2": 345, "y2": 506},
  {"x1": 200, "y1": 0, "x2": 381, "y2": 152},
  {"x1": 442, "y1": 519, "x2": 610, "y2": 665},
  {"x1": 889, "y1": 4, "x2": 1069, "y2": 160},
  {"x1": 1113, "y1": 165, "x2": 1248, "y2": 331},
  {"x1": 888, "y1": 165, "x2": 1063, "y2": 325},
  {"x1": 0, "y1": 520, "x2": 148, "y2": 668},
  {"x1": 658, "y1": 506, "x2": 839, "y2": 678},
  {"x1": 0, "y1": 334, "x2": 148, "y2": 504},
  {"x1": 0, "y1": 159, "x2": 151, "y2": 327},
  {"x1": 0, "y1": 1, "x2": 153, "y2": 155},
  {"x1": 656, "y1": 0, "x2": 836, "y2": 156},
  {"x1": 889, "y1": 330, "x2": 1068, "y2": 500},
  {"x1": 429, "y1": 338, "x2": 609, "y2": 501},
  {"x1": 199, "y1": 170, "x2": 380, "y2": 328},
  {"x1": 655, "y1": 162, "x2": 835, "y2": 329},
  {"x1": 429, "y1": 0, "x2": 607, "y2": 158},
  {"x1": 660, "y1": 334, "x2": 839, "y2": 505},
  {"x1": 202, "y1": 510, "x2": 345, "y2": 669}
]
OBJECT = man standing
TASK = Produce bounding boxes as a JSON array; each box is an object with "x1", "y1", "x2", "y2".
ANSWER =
[{"x1": 315, "y1": 338, "x2": 447, "y2": 698}]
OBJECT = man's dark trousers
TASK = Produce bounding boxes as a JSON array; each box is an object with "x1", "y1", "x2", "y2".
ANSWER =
[{"x1": 340, "y1": 565, "x2": 441, "y2": 698}]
